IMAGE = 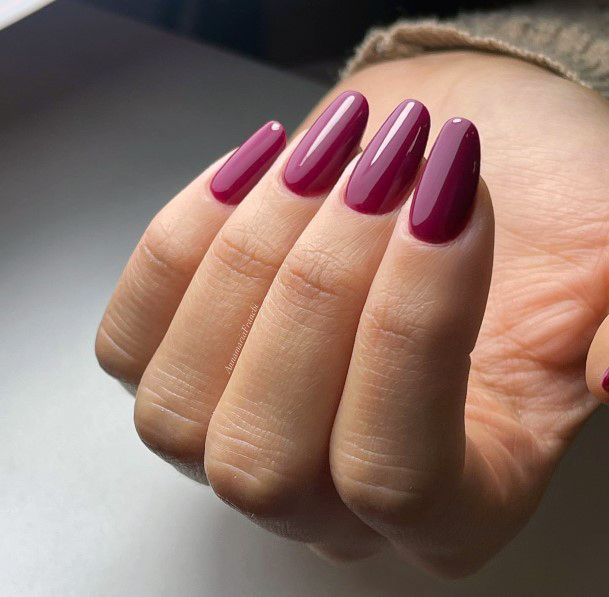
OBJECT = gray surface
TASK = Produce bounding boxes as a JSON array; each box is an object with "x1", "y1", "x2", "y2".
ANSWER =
[{"x1": 1, "y1": 2, "x2": 608, "y2": 596}]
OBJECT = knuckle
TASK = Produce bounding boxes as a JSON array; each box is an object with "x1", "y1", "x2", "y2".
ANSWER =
[
  {"x1": 95, "y1": 317, "x2": 144, "y2": 384},
  {"x1": 209, "y1": 224, "x2": 282, "y2": 284},
  {"x1": 335, "y1": 473, "x2": 442, "y2": 526},
  {"x1": 205, "y1": 410, "x2": 304, "y2": 518},
  {"x1": 205, "y1": 457, "x2": 300, "y2": 519},
  {"x1": 139, "y1": 216, "x2": 200, "y2": 279},
  {"x1": 360, "y1": 291, "x2": 455, "y2": 354},
  {"x1": 134, "y1": 372, "x2": 212, "y2": 469},
  {"x1": 332, "y1": 447, "x2": 448, "y2": 525},
  {"x1": 360, "y1": 304, "x2": 428, "y2": 353},
  {"x1": 274, "y1": 245, "x2": 360, "y2": 323}
]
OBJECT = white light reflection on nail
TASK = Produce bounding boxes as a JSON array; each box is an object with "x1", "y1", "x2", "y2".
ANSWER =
[
  {"x1": 298, "y1": 94, "x2": 356, "y2": 167},
  {"x1": 370, "y1": 101, "x2": 415, "y2": 166}
]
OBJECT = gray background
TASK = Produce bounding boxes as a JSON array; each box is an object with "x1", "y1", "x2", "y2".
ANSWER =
[{"x1": 1, "y1": 2, "x2": 608, "y2": 595}]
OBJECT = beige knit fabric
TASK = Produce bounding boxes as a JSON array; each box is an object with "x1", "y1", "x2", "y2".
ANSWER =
[{"x1": 343, "y1": 1, "x2": 609, "y2": 98}]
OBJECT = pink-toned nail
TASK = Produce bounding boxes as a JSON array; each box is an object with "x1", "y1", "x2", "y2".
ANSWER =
[
  {"x1": 283, "y1": 91, "x2": 368, "y2": 196},
  {"x1": 409, "y1": 117, "x2": 480, "y2": 244},
  {"x1": 211, "y1": 121, "x2": 286, "y2": 205},
  {"x1": 344, "y1": 99, "x2": 430, "y2": 215}
]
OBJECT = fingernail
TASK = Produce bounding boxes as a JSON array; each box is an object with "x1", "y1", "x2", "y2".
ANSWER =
[
  {"x1": 211, "y1": 121, "x2": 286, "y2": 205},
  {"x1": 283, "y1": 91, "x2": 368, "y2": 196},
  {"x1": 344, "y1": 99, "x2": 430, "y2": 215},
  {"x1": 602, "y1": 367, "x2": 609, "y2": 393},
  {"x1": 409, "y1": 118, "x2": 480, "y2": 244}
]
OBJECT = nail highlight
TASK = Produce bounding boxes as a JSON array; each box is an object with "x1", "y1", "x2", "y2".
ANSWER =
[
  {"x1": 283, "y1": 91, "x2": 368, "y2": 196},
  {"x1": 211, "y1": 121, "x2": 286, "y2": 206},
  {"x1": 344, "y1": 99, "x2": 430, "y2": 215},
  {"x1": 409, "y1": 118, "x2": 480, "y2": 244}
]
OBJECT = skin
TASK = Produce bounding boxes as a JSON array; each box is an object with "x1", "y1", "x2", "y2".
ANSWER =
[{"x1": 96, "y1": 52, "x2": 609, "y2": 577}]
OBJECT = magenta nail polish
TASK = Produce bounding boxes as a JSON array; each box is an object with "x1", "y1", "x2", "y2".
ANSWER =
[
  {"x1": 409, "y1": 118, "x2": 480, "y2": 244},
  {"x1": 344, "y1": 99, "x2": 430, "y2": 215},
  {"x1": 210, "y1": 121, "x2": 286, "y2": 205},
  {"x1": 283, "y1": 91, "x2": 368, "y2": 196},
  {"x1": 602, "y1": 368, "x2": 609, "y2": 392}
]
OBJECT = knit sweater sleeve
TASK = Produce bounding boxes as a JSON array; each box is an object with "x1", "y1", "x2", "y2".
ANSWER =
[{"x1": 343, "y1": 1, "x2": 609, "y2": 98}]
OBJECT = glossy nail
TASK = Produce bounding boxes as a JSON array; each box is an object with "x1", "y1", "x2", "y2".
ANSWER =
[
  {"x1": 409, "y1": 118, "x2": 480, "y2": 244},
  {"x1": 283, "y1": 91, "x2": 368, "y2": 196},
  {"x1": 344, "y1": 99, "x2": 430, "y2": 215},
  {"x1": 211, "y1": 121, "x2": 286, "y2": 205}
]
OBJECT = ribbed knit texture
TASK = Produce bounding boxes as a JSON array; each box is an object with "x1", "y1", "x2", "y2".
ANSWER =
[{"x1": 343, "y1": 1, "x2": 609, "y2": 98}]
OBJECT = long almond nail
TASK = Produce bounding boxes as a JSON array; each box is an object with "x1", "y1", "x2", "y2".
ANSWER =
[
  {"x1": 344, "y1": 100, "x2": 430, "y2": 215},
  {"x1": 211, "y1": 121, "x2": 286, "y2": 205},
  {"x1": 409, "y1": 118, "x2": 480, "y2": 244},
  {"x1": 283, "y1": 91, "x2": 368, "y2": 196}
]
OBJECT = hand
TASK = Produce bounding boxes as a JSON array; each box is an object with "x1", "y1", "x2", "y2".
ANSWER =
[{"x1": 96, "y1": 51, "x2": 609, "y2": 577}]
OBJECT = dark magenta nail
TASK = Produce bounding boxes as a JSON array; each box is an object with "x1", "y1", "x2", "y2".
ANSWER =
[
  {"x1": 344, "y1": 99, "x2": 430, "y2": 215},
  {"x1": 283, "y1": 91, "x2": 368, "y2": 196},
  {"x1": 210, "y1": 121, "x2": 286, "y2": 205},
  {"x1": 602, "y1": 368, "x2": 609, "y2": 393},
  {"x1": 409, "y1": 118, "x2": 480, "y2": 244}
]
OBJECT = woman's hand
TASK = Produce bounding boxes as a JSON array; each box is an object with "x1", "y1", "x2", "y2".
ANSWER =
[{"x1": 96, "y1": 51, "x2": 609, "y2": 577}]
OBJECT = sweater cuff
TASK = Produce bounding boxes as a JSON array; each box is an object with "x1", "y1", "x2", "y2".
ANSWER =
[{"x1": 343, "y1": 2, "x2": 609, "y2": 99}]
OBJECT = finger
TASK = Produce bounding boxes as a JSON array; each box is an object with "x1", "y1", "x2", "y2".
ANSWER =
[
  {"x1": 95, "y1": 121, "x2": 286, "y2": 385},
  {"x1": 586, "y1": 314, "x2": 609, "y2": 403},
  {"x1": 134, "y1": 92, "x2": 369, "y2": 480},
  {"x1": 330, "y1": 119, "x2": 497, "y2": 573},
  {"x1": 204, "y1": 100, "x2": 430, "y2": 538}
]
